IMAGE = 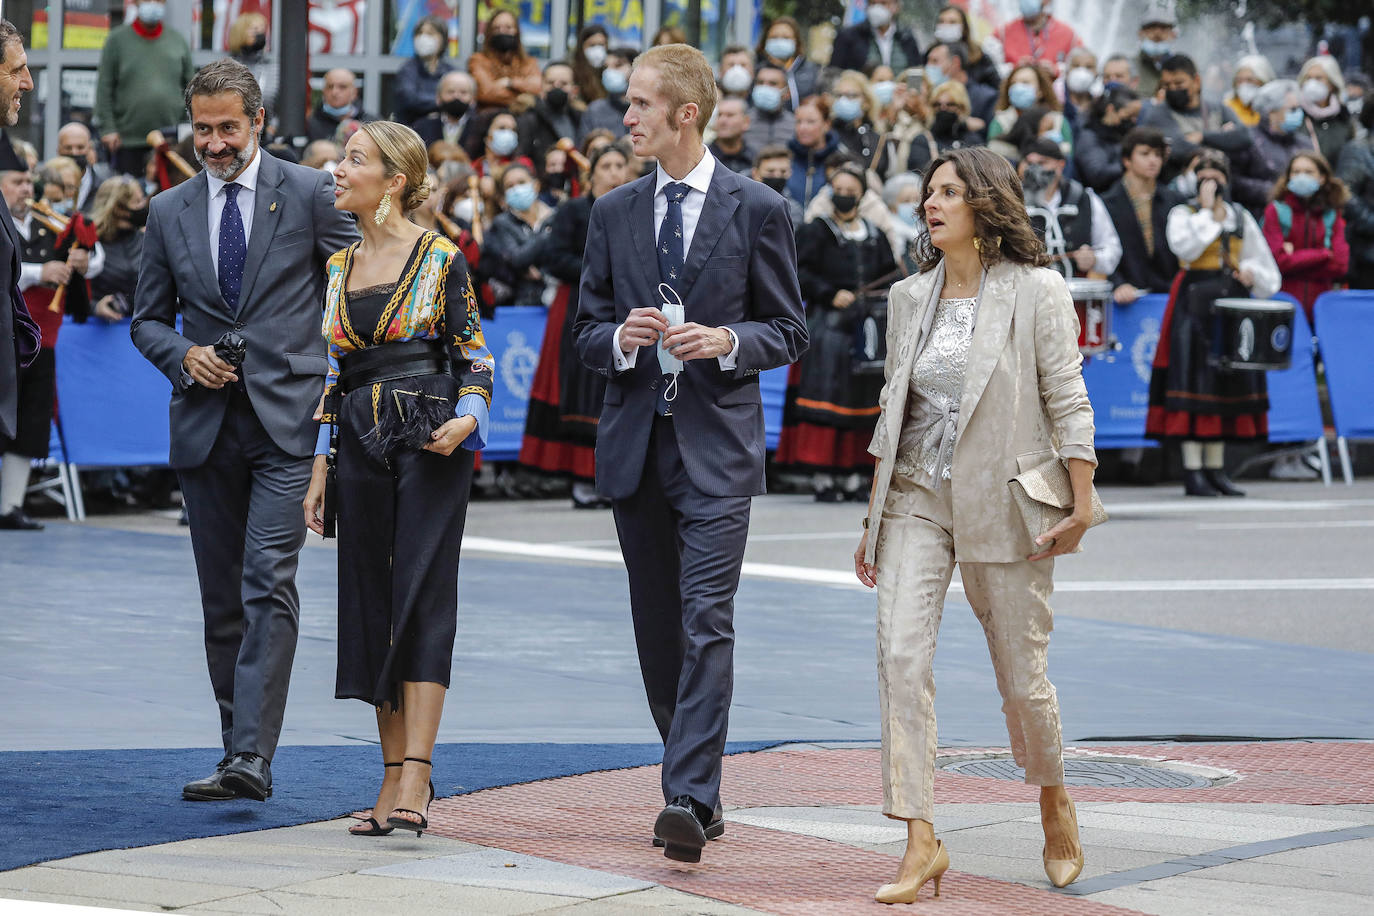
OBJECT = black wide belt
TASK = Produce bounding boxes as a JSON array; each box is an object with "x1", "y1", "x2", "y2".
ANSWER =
[{"x1": 337, "y1": 339, "x2": 448, "y2": 394}]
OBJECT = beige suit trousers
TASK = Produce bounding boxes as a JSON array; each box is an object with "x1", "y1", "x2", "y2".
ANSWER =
[{"x1": 875, "y1": 474, "x2": 1065, "y2": 822}]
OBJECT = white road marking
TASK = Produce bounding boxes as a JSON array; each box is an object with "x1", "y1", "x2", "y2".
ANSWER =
[
  {"x1": 461, "y1": 537, "x2": 1374, "y2": 593},
  {"x1": 1197, "y1": 519, "x2": 1374, "y2": 530}
]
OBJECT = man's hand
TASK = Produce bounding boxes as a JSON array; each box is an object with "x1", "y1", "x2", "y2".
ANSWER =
[
  {"x1": 101, "y1": 132, "x2": 121, "y2": 153},
  {"x1": 620, "y1": 306, "x2": 669, "y2": 353},
  {"x1": 1071, "y1": 244, "x2": 1096, "y2": 272},
  {"x1": 183, "y1": 344, "x2": 238, "y2": 389},
  {"x1": 67, "y1": 248, "x2": 90, "y2": 275},
  {"x1": 40, "y1": 261, "x2": 72, "y2": 286},
  {"x1": 662, "y1": 323, "x2": 733, "y2": 361},
  {"x1": 94, "y1": 295, "x2": 125, "y2": 321},
  {"x1": 1112, "y1": 283, "x2": 1140, "y2": 305},
  {"x1": 1236, "y1": 266, "x2": 1255, "y2": 288},
  {"x1": 1184, "y1": 131, "x2": 1203, "y2": 145}
]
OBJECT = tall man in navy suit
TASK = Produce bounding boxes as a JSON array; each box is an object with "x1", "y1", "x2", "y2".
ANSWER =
[{"x1": 574, "y1": 44, "x2": 807, "y2": 863}]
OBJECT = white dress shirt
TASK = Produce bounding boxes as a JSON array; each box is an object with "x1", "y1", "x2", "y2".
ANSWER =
[
  {"x1": 13, "y1": 212, "x2": 106, "y2": 290},
  {"x1": 205, "y1": 148, "x2": 262, "y2": 278},
  {"x1": 612, "y1": 149, "x2": 740, "y2": 372},
  {"x1": 873, "y1": 27, "x2": 896, "y2": 68}
]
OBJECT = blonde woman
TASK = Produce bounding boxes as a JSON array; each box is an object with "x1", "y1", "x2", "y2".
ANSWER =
[
  {"x1": 831, "y1": 69, "x2": 881, "y2": 166},
  {"x1": 303, "y1": 121, "x2": 493, "y2": 838},
  {"x1": 855, "y1": 148, "x2": 1094, "y2": 903},
  {"x1": 88, "y1": 175, "x2": 146, "y2": 321}
]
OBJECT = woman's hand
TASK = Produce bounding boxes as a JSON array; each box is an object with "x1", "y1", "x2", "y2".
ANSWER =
[
  {"x1": 424, "y1": 415, "x2": 478, "y2": 456},
  {"x1": 303, "y1": 455, "x2": 328, "y2": 536},
  {"x1": 833, "y1": 289, "x2": 856, "y2": 309},
  {"x1": 854, "y1": 531, "x2": 877, "y2": 588},
  {"x1": 1027, "y1": 510, "x2": 1091, "y2": 561},
  {"x1": 1236, "y1": 266, "x2": 1255, "y2": 288},
  {"x1": 1197, "y1": 178, "x2": 1217, "y2": 211}
]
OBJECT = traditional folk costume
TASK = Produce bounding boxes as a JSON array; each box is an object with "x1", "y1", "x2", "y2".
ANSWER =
[
  {"x1": 318, "y1": 231, "x2": 493, "y2": 709},
  {"x1": 1145, "y1": 200, "x2": 1280, "y2": 443}
]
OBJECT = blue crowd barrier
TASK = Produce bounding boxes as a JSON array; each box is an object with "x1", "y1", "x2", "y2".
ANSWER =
[
  {"x1": 1264, "y1": 293, "x2": 1324, "y2": 445},
  {"x1": 1314, "y1": 290, "x2": 1374, "y2": 441},
  {"x1": 1080, "y1": 293, "x2": 1167, "y2": 449},
  {"x1": 54, "y1": 318, "x2": 171, "y2": 467}
]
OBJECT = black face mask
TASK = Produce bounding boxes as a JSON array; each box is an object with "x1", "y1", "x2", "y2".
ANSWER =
[
  {"x1": 545, "y1": 171, "x2": 569, "y2": 191},
  {"x1": 246, "y1": 33, "x2": 266, "y2": 54},
  {"x1": 932, "y1": 110, "x2": 962, "y2": 135},
  {"x1": 490, "y1": 33, "x2": 518, "y2": 54},
  {"x1": 545, "y1": 88, "x2": 568, "y2": 110},
  {"x1": 1165, "y1": 88, "x2": 1193, "y2": 112},
  {"x1": 760, "y1": 174, "x2": 788, "y2": 193},
  {"x1": 440, "y1": 98, "x2": 469, "y2": 119},
  {"x1": 126, "y1": 204, "x2": 149, "y2": 228},
  {"x1": 831, "y1": 193, "x2": 859, "y2": 215}
]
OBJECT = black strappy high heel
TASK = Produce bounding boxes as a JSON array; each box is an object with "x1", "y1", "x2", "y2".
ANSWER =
[
  {"x1": 386, "y1": 757, "x2": 436, "y2": 837},
  {"x1": 349, "y1": 761, "x2": 403, "y2": 836}
]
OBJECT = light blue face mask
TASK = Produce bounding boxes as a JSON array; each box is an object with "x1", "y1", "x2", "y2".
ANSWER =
[
  {"x1": 1141, "y1": 39, "x2": 1172, "y2": 58},
  {"x1": 925, "y1": 63, "x2": 949, "y2": 89},
  {"x1": 1282, "y1": 108, "x2": 1306, "y2": 134},
  {"x1": 751, "y1": 84, "x2": 782, "y2": 112},
  {"x1": 321, "y1": 101, "x2": 355, "y2": 118},
  {"x1": 1020, "y1": 0, "x2": 1043, "y2": 18},
  {"x1": 489, "y1": 128, "x2": 519, "y2": 156},
  {"x1": 601, "y1": 68, "x2": 628, "y2": 96},
  {"x1": 872, "y1": 81, "x2": 896, "y2": 106},
  {"x1": 896, "y1": 201, "x2": 920, "y2": 227},
  {"x1": 765, "y1": 37, "x2": 796, "y2": 61},
  {"x1": 1009, "y1": 82, "x2": 1038, "y2": 111},
  {"x1": 833, "y1": 96, "x2": 863, "y2": 123},
  {"x1": 504, "y1": 182, "x2": 537, "y2": 211},
  {"x1": 138, "y1": 2, "x2": 165, "y2": 25},
  {"x1": 1287, "y1": 174, "x2": 1321, "y2": 198}
]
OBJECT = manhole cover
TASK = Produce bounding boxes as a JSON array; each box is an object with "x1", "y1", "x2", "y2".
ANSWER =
[{"x1": 940, "y1": 757, "x2": 1218, "y2": 789}]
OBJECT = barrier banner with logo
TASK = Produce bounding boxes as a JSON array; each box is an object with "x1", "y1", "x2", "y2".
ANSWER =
[{"x1": 1080, "y1": 293, "x2": 1167, "y2": 450}]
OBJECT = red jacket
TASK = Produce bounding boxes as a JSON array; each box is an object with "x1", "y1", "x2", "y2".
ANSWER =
[
  {"x1": 995, "y1": 16, "x2": 1082, "y2": 76},
  {"x1": 1262, "y1": 193, "x2": 1348, "y2": 318}
]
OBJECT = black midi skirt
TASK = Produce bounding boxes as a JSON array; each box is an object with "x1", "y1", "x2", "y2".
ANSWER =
[{"x1": 333, "y1": 373, "x2": 475, "y2": 709}]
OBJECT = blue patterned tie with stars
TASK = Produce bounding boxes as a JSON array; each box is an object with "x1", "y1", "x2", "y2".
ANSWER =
[
  {"x1": 655, "y1": 182, "x2": 689, "y2": 416},
  {"x1": 218, "y1": 182, "x2": 246, "y2": 311}
]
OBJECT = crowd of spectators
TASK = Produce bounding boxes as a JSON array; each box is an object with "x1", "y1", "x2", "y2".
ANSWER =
[{"x1": 8, "y1": 0, "x2": 1374, "y2": 519}]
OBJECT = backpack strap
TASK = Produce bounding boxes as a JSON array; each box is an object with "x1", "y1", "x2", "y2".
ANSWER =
[{"x1": 1270, "y1": 200, "x2": 1292, "y2": 239}]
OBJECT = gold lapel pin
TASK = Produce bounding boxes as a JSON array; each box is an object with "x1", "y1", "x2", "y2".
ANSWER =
[{"x1": 269, "y1": 202, "x2": 278, "y2": 212}]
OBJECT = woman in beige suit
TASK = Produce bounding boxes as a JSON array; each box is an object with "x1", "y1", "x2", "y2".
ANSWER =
[{"x1": 853, "y1": 147, "x2": 1096, "y2": 903}]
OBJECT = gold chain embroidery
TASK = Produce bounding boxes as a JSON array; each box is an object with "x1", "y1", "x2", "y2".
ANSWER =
[
  {"x1": 375, "y1": 232, "x2": 437, "y2": 344},
  {"x1": 337, "y1": 243, "x2": 367, "y2": 351}
]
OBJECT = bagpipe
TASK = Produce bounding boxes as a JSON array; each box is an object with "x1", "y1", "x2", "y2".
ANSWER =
[
  {"x1": 25, "y1": 198, "x2": 98, "y2": 317},
  {"x1": 146, "y1": 129, "x2": 198, "y2": 191}
]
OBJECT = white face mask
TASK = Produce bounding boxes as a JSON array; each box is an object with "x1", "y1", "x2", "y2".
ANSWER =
[
  {"x1": 867, "y1": 5, "x2": 893, "y2": 29},
  {"x1": 452, "y1": 197, "x2": 475, "y2": 223},
  {"x1": 1066, "y1": 67, "x2": 1096, "y2": 95},
  {"x1": 413, "y1": 33, "x2": 442, "y2": 58},
  {"x1": 1235, "y1": 82, "x2": 1259, "y2": 106},
  {"x1": 137, "y1": 1, "x2": 165, "y2": 24},
  {"x1": 721, "y1": 65, "x2": 752, "y2": 94},
  {"x1": 583, "y1": 45, "x2": 606, "y2": 69},
  {"x1": 1302, "y1": 78, "x2": 1330, "y2": 105},
  {"x1": 934, "y1": 23, "x2": 964, "y2": 45}
]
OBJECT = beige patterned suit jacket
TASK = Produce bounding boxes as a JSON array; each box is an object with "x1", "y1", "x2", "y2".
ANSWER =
[{"x1": 864, "y1": 260, "x2": 1097, "y2": 565}]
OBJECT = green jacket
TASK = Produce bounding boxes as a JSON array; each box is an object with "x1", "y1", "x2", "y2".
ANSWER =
[{"x1": 95, "y1": 25, "x2": 193, "y2": 147}]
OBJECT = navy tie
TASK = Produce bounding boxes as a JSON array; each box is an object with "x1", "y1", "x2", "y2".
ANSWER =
[
  {"x1": 656, "y1": 182, "x2": 689, "y2": 416},
  {"x1": 218, "y1": 182, "x2": 246, "y2": 311}
]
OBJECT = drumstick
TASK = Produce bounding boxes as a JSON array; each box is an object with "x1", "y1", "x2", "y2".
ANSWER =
[
  {"x1": 466, "y1": 176, "x2": 483, "y2": 245},
  {"x1": 146, "y1": 130, "x2": 197, "y2": 180},
  {"x1": 554, "y1": 137, "x2": 591, "y2": 173}
]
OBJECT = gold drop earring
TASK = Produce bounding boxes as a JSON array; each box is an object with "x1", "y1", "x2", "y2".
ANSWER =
[{"x1": 373, "y1": 192, "x2": 392, "y2": 226}]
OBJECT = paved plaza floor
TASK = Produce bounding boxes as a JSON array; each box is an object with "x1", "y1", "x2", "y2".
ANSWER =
[{"x1": 2, "y1": 480, "x2": 1372, "y2": 913}]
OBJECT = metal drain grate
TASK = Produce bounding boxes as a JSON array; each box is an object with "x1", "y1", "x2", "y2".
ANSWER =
[{"x1": 941, "y1": 757, "x2": 1217, "y2": 789}]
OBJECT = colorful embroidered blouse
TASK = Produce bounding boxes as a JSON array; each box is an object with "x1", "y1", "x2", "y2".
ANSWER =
[{"x1": 315, "y1": 230, "x2": 494, "y2": 454}]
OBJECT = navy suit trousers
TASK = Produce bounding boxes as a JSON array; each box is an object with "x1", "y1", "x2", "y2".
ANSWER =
[{"x1": 612, "y1": 415, "x2": 751, "y2": 809}]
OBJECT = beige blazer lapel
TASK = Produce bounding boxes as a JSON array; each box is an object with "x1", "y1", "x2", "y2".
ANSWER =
[
  {"x1": 874, "y1": 264, "x2": 942, "y2": 457},
  {"x1": 956, "y1": 261, "x2": 1017, "y2": 438}
]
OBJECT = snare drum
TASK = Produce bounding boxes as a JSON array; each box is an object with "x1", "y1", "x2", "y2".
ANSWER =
[
  {"x1": 1067, "y1": 278, "x2": 1113, "y2": 356},
  {"x1": 1209, "y1": 298, "x2": 1295, "y2": 371}
]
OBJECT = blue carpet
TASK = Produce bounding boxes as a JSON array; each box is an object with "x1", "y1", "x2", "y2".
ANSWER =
[{"x1": 0, "y1": 741, "x2": 774, "y2": 872}]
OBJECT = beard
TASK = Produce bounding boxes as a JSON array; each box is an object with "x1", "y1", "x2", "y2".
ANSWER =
[
  {"x1": 1, "y1": 90, "x2": 18, "y2": 128},
  {"x1": 196, "y1": 131, "x2": 258, "y2": 181}
]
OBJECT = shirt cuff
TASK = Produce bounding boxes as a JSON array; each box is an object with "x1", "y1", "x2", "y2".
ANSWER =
[
  {"x1": 18, "y1": 262, "x2": 42, "y2": 291},
  {"x1": 314, "y1": 423, "x2": 331, "y2": 456},
  {"x1": 613, "y1": 323, "x2": 638, "y2": 371},
  {"x1": 457, "y1": 392, "x2": 489, "y2": 451},
  {"x1": 716, "y1": 326, "x2": 740, "y2": 370}
]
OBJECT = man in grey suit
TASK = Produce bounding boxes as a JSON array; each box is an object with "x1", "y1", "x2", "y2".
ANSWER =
[
  {"x1": 574, "y1": 44, "x2": 806, "y2": 862},
  {"x1": 132, "y1": 59, "x2": 357, "y2": 802},
  {"x1": 0, "y1": 23, "x2": 40, "y2": 472}
]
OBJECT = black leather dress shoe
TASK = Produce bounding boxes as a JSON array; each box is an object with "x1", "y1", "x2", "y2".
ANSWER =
[
  {"x1": 1183, "y1": 469, "x2": 1221, "y2": 497},
  {"x1": 183, "y1": 757, "x2": 236, "y2": 801},
  {"x1": 1204, "y1": 469, "x2": 1246, "y2": 497},
  {"x1": 654, "y1": 796, "x2": 712, "y2": 862},
  {"x1": 220, "y1": 752, "x2": 272, "y2": 801},
  {"x1": 0, "y1": 509, "x2": 43, "y2": 530},
  {"x1": 653, "y1": 802, "x2": 723, "y2": 847}
]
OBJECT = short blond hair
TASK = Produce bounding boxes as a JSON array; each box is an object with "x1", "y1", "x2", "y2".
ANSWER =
[
  {"x1": 358, "y1": 120, "x2": 432, "y2": 212},
  {"x1": 636, "y1": 44, "x2": 718, "y2": 136},
  {"x1": 227, "y1": 13, "x2": 267, "y2": 55}
]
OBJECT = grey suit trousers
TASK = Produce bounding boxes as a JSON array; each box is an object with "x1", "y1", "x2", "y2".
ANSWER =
[
  {"x1": 612, "y1": 415, "x2": 751, "y2": 810},
  {"x1": 178, "y1": 389, "x2": 312, "y2": 761},
  {"x1": 875, "y1": 472, "x2": 1065, "y2": 822}
]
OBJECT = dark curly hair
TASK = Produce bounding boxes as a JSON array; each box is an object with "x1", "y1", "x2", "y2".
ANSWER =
[
  {"x1": 1272, "y1": 150, "x2": 1350, "y2": 213},
  {"x1": 914, "y1": 147, "x2": 1052, "y2": 273}
]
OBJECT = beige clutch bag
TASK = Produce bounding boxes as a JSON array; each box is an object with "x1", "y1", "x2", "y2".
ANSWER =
[{"x1": 1008, "y1": 455, "x2": 1107, "y2": 552}]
